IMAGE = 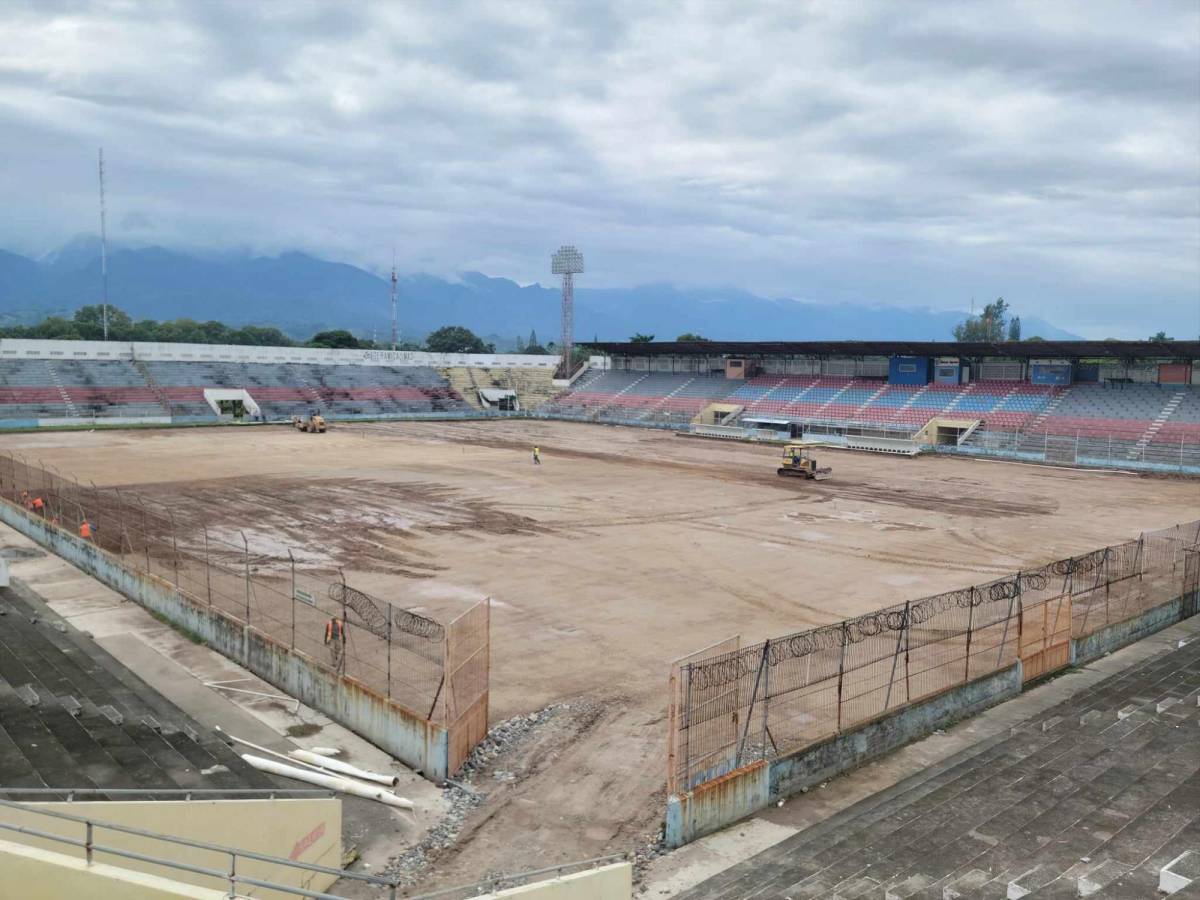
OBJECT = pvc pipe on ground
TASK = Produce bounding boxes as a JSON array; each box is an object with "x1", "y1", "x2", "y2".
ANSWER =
[
  {"x1": 308, "y1": 747, "x2": 341, "y2": 757},
  {"x1": 240, "y1": 755, "x2": 414, "y2": 810},
  {"x1": 289, "y1": 749, "x2": 398, "y2": 787},
  {"x1": 218, "y1": 728, "x2": 396, "y2": 792}
]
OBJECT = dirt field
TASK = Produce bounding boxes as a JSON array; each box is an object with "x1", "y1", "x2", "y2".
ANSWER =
[{"x1": 6, "y1": 420, "x2": 1197, "y2": 885}]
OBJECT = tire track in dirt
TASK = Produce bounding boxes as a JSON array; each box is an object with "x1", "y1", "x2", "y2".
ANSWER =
[{"x1": 392, "y1": 426, "x2": 1055, "y2": 520}]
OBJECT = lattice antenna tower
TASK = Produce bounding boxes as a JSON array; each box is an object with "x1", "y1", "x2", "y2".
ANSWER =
[
  {"x1": 98, "y1": 148, "x2": 110, "y2": 340},
  {"x1": 389, "y1": 248, "x2": 399, "y2": 351},
  {"x1": 550, "y1": 245, "x2": 584, "y2": 376}
]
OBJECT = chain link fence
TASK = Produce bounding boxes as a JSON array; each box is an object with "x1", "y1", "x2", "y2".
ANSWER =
[
  {"x1": 0, "y1": 450, "x2": 488, "y2": 735},
  {"x1": 667, "y1": 520, "x2": 1200, "y2": 795}
]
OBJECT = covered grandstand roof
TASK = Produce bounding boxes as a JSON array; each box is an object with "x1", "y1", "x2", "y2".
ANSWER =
[{"x1": 588, "y1": 340, "x2": 1200, "y2": 360}]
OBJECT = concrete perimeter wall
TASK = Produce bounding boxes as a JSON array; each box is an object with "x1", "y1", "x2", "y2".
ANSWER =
[
  {"x1": 665, "y1": 591, "x2": 1196, "y2": 847},
  {"x1": 0, "y1": 501, "x2": 451, "y2": 779},
  {"x1": 485, "y1": 863, "x2": 632, "y2": 899},
  {"x1": 0, "y1": 799, "x2": 340, "y2": 897},
  {"x1": 0, "y1": 337, "x2": 559, "y2": 371},
  {"x1": 0, "y1": 838, "x2": 224, "y2": 899}
]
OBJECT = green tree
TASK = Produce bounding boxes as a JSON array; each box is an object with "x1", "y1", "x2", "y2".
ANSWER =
[
  {"x1": 629, "y1": 333, "x2": 655, "y2": 343},
  {"x1": 1006, "y1": 317, "x2": 1021, "y2": 341},
  {"x1": 307, "y1": 329, "x2": 364, "y2": 349},
  {"x1": 1149, "y1": 331, "x2": 1173, "y2": 342},
  {"x1": 425, "y1": 325, "x2": 491, "y2": 354},
  {"x1": 953, "y1": 297, "x2": 1010, "y2": 342},
  {"x1": 523, "y1": 328, "x2": 548, "y2": 354},
  {"x1": 676, "y1": 333, "x2": 710, "y2": 342},
  {"x1": 73, "y1": 305, "x2": 134, "y2": 340}
]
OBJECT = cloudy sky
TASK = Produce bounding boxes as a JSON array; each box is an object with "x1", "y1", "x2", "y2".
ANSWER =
[{"x1": 1, "y1": 0, "x2": 1197, "y2": 337}]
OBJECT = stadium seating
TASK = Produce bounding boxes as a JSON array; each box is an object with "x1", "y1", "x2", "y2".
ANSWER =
[
  {"x1": 143, "y1": 361, "x2": 471, "y2": 420},
  {"x1": 0, "y1": 358, "x2": 472, "y2": 423},
  {"x1": 0, "y1": 359, "x2": 171, "y2": 420},
  {"x1": 1024, "y1": 383, "x2": 1199, "y2": 446},
  {"x1": 540, "y1": 370, "x2": 747, "y2": 425}
]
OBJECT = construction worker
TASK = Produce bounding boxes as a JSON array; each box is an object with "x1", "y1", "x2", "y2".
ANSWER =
[
  {"x1": 31, "y1": 496, "x2": 44, "y2": 515},
  {"x1": 78, "y1": 519, "x2": 93, "y2": 541},
  {"x1": 20, "y1": 490, "x2": 31, "y2": 510},
  {"x1": 324, "y1": 617, "x2": 345, "y2": 646},
  {"x1": 532, "y1": 446, "x2": 541, "y2": 466}
]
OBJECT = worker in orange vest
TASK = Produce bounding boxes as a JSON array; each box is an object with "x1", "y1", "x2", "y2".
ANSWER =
[
  {"x1": 79, "y1": 520, "x2": 93, "y2": 540},
  {"x1": 31, "y1": 497, "x2": 44, "y2": 515},
  {"x1": 324, "y1": 617, "x2": 345, "y2": 645}
]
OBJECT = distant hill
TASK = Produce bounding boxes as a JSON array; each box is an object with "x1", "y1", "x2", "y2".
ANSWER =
[{"x1": 0, "y1": 239, "x2": 1080, "y2": 345}]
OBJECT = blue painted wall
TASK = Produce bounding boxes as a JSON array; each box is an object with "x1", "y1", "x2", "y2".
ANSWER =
[
  {"x1": 933, "y1": 361, "x2": 962, "y2": 384},
  {"x1": 888, "y1": 356, "x2": 931, "y2": 385},
  {"x1": 1031, "y1": 363, "x2": 1072, "y2": 385}
]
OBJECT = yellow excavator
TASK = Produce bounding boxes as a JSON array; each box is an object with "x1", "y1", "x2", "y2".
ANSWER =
[
  {"x1": 777, "y1": 442, "x2": 832, "y2": 480},
  {"x1": 292, "y1": 413, "x2": 327, "y2": 434}
]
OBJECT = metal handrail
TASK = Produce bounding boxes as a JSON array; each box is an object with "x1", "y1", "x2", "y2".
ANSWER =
[
  {"x1": 0, "y1": 788, "x2": 330, "y2": 798},
  {"x1": 408, "y1": 853, "x2": 629, "y2": 900},
  {"x1": 0, "y1": 798, "x2": 400, "y2": 896},
  {"x1": 0, "y1": 819, "x2": 349, "y2": 899}
]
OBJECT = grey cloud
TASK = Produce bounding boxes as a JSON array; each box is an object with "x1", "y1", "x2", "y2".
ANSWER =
[{"x1": 0, "y1": 0, "x2": 1195, "y2": 338}]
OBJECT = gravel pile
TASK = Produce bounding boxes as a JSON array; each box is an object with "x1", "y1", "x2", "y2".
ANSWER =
[
  {"x1": 454, "y1": 703, "x2": 564, "y2": 779},
  {"x1": 630, "y1": 827, "x2": 666, "y2": 883},
  {"x1": 386, "y1": 782, "x2": 480, "y2": 885},
  {"x1": 384, "y1": 704, "x2": 564, "y2": 885}
]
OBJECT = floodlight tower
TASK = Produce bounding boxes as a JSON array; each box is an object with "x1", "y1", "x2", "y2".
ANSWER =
[{"x1": 550, "y1": 244, "x2": 584, "y2": 376}]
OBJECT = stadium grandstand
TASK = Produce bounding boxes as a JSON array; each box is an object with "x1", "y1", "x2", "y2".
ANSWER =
[
  {"x1": 565, "y1": 339, "x2": 1200, "y2": 473},
  {"x1": 1, "y1": 338, "x2": 1198, "y2": 475}
]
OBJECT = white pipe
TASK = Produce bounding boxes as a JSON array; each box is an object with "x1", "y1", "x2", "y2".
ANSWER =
[
  {"x1": 241, "y1": 755, "x2": 414, "y2": 810},
  {"x1": 308, "y1": 747, "x2": 341, "y2": 757},
  {"x1": 289, "y1": 749, "x2": 398, "y2": 787}
]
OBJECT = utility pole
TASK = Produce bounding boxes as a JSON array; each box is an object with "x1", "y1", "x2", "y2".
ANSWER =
[
  {"x1": 389, "y1": 249, "x2": 399, "y2": 351},
  {"x1": 98, "y1": 148, "x2": 110, "y2": 340}
]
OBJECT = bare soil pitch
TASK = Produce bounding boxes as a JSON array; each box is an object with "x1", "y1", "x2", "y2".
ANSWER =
[{"x1": 7, "y1": 420, "x2": 1196, "y2": 886}]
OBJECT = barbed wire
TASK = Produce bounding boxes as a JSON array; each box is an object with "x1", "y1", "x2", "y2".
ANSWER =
[{"x1": 328, "y1": 582, "x2": 444, "y2": 642}]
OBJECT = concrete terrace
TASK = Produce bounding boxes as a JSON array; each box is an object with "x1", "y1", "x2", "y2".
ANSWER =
[
  {"x1": 673, "y1": 620, "x2": 1200, "y2": 899},
  {"x1": 0, "y1": 576, "x2": 281, "y2": 797}
]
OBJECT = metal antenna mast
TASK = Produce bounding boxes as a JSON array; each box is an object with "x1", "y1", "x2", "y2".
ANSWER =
[
  {"x1": 98, "y1": 148, "x2": 110, "y2": 340},
  {"x1": 551, "y1": 245, "x2": 584, "y2": 378},
  {"x1": 389, "y1": 249, "x2": 399, "y2": 351}
]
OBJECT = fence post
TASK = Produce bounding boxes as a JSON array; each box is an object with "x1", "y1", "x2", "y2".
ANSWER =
[
  {"x1": 883, "y1": 601, "x2": 909, "y2": 711},
  {"x1": 113, "y1": 486, "x2": 126, "y2": 560},
  {"x1": 760, "y1": 639, "x2": 770, "y2": 760},
  {"x1": 241, "y1": 531, "x2": 251, "y2": 623},
  {"x1": 386, "y1": 603, "x2": 393, "y2": 699},
  {"x1": 836, "y1": 623, "x2": 849, "y2": 733},
  {"x1": 288, "y1": 549, "x2": 296, "y2": 648},
  {"x1": 682, "y1": 665, "x2": 692, "y2": 791},
  {"x1": 204, "y1": 527, "x2": 213, "y2": 605},
  {"x1": 964, "y1": 588, "x2": 976, "y2": 683},
  {"x1": 138, "y1": 498, "x2": 151, "y2": 571},
  {"x1": 168, "y1": 509, "x2": 181, "y2": 589}
]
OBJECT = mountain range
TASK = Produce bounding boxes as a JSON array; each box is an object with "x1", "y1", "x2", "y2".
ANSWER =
[{"x1": 0, "y1": 238, "x2": 1080, "y2": 346}]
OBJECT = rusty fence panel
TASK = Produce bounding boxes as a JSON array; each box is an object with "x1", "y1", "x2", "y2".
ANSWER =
[
  {"x1": 0, "y1": 451, "x2": 484, "y2": 738},
  {"x1": 443, "y1": 598, "x2": 490, "y2": 773},
  {"x1": 670, "y1": 520, "x2": 1200, "y2": 795}
]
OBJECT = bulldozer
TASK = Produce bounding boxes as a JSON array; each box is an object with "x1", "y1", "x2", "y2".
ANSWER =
[
  {"x1": 292, "y1": 412, "x2": 327, "y2": 434},
  {"x1": 777, "y1": 442, "x2": 831, "y2": 480}
]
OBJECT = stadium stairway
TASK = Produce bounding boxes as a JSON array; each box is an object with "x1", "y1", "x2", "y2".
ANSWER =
[
  {"x1": 677, "y1": 633, "x2": 1200, "y2": 900},
  {"x1": 0, "y1": 581, "x2": 279, "y2": 798}
]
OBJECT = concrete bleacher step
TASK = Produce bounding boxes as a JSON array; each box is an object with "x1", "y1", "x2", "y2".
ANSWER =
[
  {"x1": 0, "y1": 585, "x2": 279, "y2": 797},
  {"x1": 1130, "y1": 391, "x2": 1186, "y2": 457},
  {"x1": 677, "y1": 637, "x2": 1200, "y2": 900},
  {"x1": 1028, "y1": 386, "x2": 1072, "y2": 431}
]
